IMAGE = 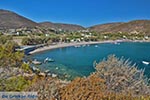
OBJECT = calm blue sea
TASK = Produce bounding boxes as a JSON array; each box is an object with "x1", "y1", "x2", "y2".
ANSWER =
[{"x1": 29, "y1": 42, "x2": 150, "y2": 79}]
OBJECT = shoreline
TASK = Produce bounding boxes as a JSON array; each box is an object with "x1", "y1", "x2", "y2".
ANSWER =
[{"x1": 29, "y1": 40, "x2": 149, "y2": 54}]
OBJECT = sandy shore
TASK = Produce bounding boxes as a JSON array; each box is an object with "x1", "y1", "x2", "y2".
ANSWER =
[
  {"x1": 29, "y1": 40, "x2": 129, "y2": 54},
  {"x1": 29, "y1": 39, "x2": 150, "y2": 54}
]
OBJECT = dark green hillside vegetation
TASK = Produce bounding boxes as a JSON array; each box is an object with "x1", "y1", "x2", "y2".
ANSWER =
[
  {"x1": 20, "y1": 31, "x2": 148, "y2": 46},
  {"x1": 0, "y1": 36, "x2": 23, "y2": 68},
  {"x1": 0, "y1": 35, "x2": 33, "y2": 91},
  {"x1": 22, "y1": 36, "x2": 48, "y2": 45},
  {"x1": 0, "y1": 76, "x2": 31, "y2": 91},
  {"x1": 0, "y1": 35, "x2": 13, "y2": 44},
  {"x1": 21, "y1": 34, "x2": 61, "y2": 45}
]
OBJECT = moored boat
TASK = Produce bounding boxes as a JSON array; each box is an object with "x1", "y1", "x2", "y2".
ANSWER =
[
  {"x1": 142, "y1": 61, "x2": 150, "y2": 65},
  {"x1": 32, "y1": 59, "x2": 42, "y2": 65},
  {"x1": 74, "y1": 45, "x2": 81, "y2": 48},
  {"x1": 44, "y1": 57, "x2": 55, "y2": 63},
  {"x1": 95, "y1": 45, "x2": 98, "y2": 47},
  {"x1": 113, "y1": 42, "x2": 120, "y2": 45}
]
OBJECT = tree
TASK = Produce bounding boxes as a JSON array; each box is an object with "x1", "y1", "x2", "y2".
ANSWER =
[{"x1": 0, "y1": 42, "x2": 24, "y2": 68}]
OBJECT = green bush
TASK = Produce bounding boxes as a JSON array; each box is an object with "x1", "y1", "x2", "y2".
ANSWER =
[
  {"x1": 21, "y1": 63, "x2": 31, "y2": 72},
  {"x1": 0, "y1": 35, "x2": 13, "y2": 44},
  {"x1": 0, "y1": 76, "x2": 31, "y2": 91}
]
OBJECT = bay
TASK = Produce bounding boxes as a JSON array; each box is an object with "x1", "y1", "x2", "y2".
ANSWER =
[{"x1": 29, "y1": 42, "x2": 150, "y2": 79}]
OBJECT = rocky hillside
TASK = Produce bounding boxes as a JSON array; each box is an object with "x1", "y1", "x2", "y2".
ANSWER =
[
  {"x1": 39, "y1": 22, "x2": 85, "y2": 31},
  {"x1": 0, "y1": 9, "x2": 38, "y2": 29},
  {"x1": 89, "y1": 23, "x2": 123, "y2": 32},
  {"x1": 89, "y1": 20, "x2": 150, "y2": 35},
  {"x1": 1, "y1": 9, "x2": 150, "y2": 35}
]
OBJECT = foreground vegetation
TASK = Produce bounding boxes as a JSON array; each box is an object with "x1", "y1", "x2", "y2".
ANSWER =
[
  {"x1": 0, "y1": 35, "x2": 33, "y2": 91},
  {"x1": 26, "y1": 55, "x2": 150, "y2": 100},
  {"x1": 95, "y1": 55, "x2": 150, "y2": 95},
  {"x1": 57, "y1": 75, "x2": 150, "y2": 100}
]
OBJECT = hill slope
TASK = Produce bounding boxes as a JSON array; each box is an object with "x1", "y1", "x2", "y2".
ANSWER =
[
  {"x1": 89, "y1": 20, "x2": 150, "y2": 35},
  {"x1": 89, "y1": 23, "x2": 123, "y2": 32},
  {"x1": 0, "y1": 9, "x2": 38, "y2": 29},
  {"x1": 1, "y1": 9, "x2": 150, "y2": 35},
  {"x1": 39, "y1": 22, "x2": 85, "y2": 31}
]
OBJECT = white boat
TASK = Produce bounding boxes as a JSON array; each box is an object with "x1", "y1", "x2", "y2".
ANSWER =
[
  {"x1": 32, "y1": 66, "x2": 40, "y2": 72},
  {"x1": 95, "y1": 45, "x2": 98, "y2": 47},
  {"x1": 44, "y1": 57, "x2": 55, "y2": 63},
  {"x1": 114, "y1": 42, "x2": 120, "y2": 45},
  {"x1": 32, "y1": 59, "x2": 42, "y2": 65},
  {"x1": 45, "y1": 70, "x2": 50, "y2": 73},
  {"x1": 74, "y1": 45, "x2": 81, "y2": 48},
  {"x1": 142, "y1": 61, "x2": 149, "y2": 65},
  {"x1": 82, "y1": 44, "x2": 86, "y2": 47}
]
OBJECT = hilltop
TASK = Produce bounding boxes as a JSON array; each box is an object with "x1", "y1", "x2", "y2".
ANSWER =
[
  {"x1": 0, "y1": 9, "x2": 84, "y2": 32},
  {"x1": 88, "y1": 23, "x2": 123, "y2": 32},
  {"x1": 0, "y1": 9, "x2": 150, "y2": 35},
  {"x1": 39, "y1": 22, "x2": 85, "y2": 31},
  {"x1": 0, "y1": 9, "x2": 38, "y2": 29},
  {"x1": 89, "y1": 20, "x2": 150, "y2": 35}
]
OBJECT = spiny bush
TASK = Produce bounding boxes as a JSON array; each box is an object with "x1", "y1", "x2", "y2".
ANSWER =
[
  {"x1": 57, "y1": 75, "x2": 106, "y2": 100},
  {"x1": 57, "y1": 74, "x2": 150, "y2": 100},
  {"x1": 26, "y1": 77, "x2": 65, "y2": 100},
  {"x1": 95, "y1": 55, "x2": 150, "y2": 95}
]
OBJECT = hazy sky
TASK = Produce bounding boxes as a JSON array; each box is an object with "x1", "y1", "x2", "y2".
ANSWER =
[{"x1": 0, "y1": 0, "x2": 150, "y2": 27}]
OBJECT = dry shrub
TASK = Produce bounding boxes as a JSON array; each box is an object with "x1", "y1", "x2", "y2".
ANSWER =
[
  {"x1": 95, "y1": 55, "x2": 150, "y2": 95},
  {"x1": 26, "y1": 77, "x2": 66, "y2": 100},
  {"x1": 57, "y1": 74, "x2": 150, "y2": 100},
  {"x1": 57, "y1": 75, "x2": 106, "y2": 100}
]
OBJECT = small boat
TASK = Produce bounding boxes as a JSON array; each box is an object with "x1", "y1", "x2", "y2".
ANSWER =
[
  {"x1": 82, "y1": 44, "x2": 86, "y2": 47},
  {"x1": 32, "y1": 59, "x2": 42, "y2": 65},
  {"x1": 45, "y1": 70, "x2": 50, "y2": 73},
  {"x1": 44, "y1": 57, "x2": 55, "y2": 63},
  {"x1": 32, "y1": 66, "x2": 40, "y2": 72},
  {"x1": 142, "y1": 61, "x2": 150, "y2": 65},
  {"x1": 114, "y1": 42, "x2": 120, "y2": 45},
  {"x1": 95, "y1": 45, "x2": 98, "y2": 47},
  {"x1": 74, "y1": 45, "x2": 81, "y2": 48},
  {"x1": 52, "y1": 73, "x2": 57, "y2": 78}
]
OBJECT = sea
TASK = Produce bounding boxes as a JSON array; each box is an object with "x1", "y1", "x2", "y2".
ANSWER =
[{"x1": 29, "y1": 42, "x2": 150, "y2": 80}]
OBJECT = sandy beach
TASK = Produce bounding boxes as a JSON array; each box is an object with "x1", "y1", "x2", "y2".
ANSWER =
[{"x1": 29, "y1": 40, "x2": 128, "y2": 54}]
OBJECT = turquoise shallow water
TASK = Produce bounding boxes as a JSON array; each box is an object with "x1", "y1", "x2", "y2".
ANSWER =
[{"x1": 29, "y1": 42, "x2": 150, "y2": 79}]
